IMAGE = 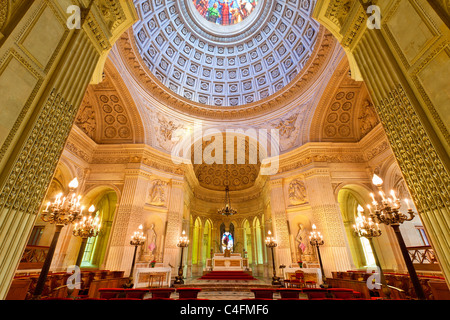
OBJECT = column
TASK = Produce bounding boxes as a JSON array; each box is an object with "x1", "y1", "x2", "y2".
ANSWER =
[
  {"x1": 105, "y1": 166, "x2": 150, "y2": 274},
  {"x1": 304, "y1": 168, "x2": 353, "y2": 277},
  {"x1": 162, "y1": 180, "x2": 185, "y2": 274},
  {"x1": 268, "y1": 179, "x2": 292, "y2": 272},
  {"x1": 314, "y1": 0, "x2": 450, "y2": 285},
  {"x1": 0, "y1": 0, "x2": 137, "y2": 299}
]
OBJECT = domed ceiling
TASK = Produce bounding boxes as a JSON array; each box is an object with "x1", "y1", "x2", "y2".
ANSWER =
[{"x1": 132, "y1": 0, "x2": 320, "y2": 107}]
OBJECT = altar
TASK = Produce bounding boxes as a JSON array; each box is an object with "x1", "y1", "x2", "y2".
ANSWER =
[
  {"x1": 283, "y1": 267, "x2": 322, "y2": 286},
  {"x1": 133, "y1": 267, "x2": 172, "y2": 288},
  {"x1": 208, "y1": 253, "x2": 247, "y2": 271}
]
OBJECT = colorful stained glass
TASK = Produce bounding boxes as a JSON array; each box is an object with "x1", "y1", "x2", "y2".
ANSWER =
[{"x1": 193, "y1": 0, "x2": 259, "y2": 26}]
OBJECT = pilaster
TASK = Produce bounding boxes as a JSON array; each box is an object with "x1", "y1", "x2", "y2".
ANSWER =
[
  {"x1": 268, "y1": 179, "x2": 292, "y2": 270},
  {"x1": 303, "y1": 167, "x2": 353, "y2": 277}
]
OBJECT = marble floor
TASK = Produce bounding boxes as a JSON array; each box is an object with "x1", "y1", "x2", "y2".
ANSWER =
[{"x1": 143, "y1": 276, "x2": 310, "y2": 300}]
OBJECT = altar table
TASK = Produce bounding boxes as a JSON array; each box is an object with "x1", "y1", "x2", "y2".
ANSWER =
[
  {"x1": 283, "y1": 268, "x2": 322, "y2": 285},
  {"x1": 133, "y1": 267, "x2": 171, "y2": 288},
  {"x1": 210, "y1": 253, "x2": 246, "y2": 271}
]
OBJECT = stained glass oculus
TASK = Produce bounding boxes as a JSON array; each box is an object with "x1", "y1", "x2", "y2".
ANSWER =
[{"x1": 192, "y1": 0, "x2": 259, "y2": 26}]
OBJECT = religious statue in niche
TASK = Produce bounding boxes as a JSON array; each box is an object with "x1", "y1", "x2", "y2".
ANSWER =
[
  {"x1": 142, "y1": 223, "x2": 158, "y2": 261},
  {"x1": 148, "y1": 180, "x2": 167, "y2": 206},
  {"x1": 288, "y1": 180, "x2": 308, "y2": 205},
  {"x1": 295, "y1": 223, "x2": 314, "y2": 262}
]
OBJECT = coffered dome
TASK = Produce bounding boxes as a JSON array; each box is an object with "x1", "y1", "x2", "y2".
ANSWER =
[{"x1": 132, "y1": 0, "x2": 320, "y2": 107}]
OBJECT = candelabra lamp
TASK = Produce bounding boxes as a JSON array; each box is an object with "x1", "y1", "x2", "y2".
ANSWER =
[
  {"x1": 265, "y1": 231, "x2": 281, "y2": 286},
  {"x1": 309, "y1": 224, "x2": 327, "y2": 288},
  {"x1": 353, "y1": 205, "x2": 391, "y2": 299},
  {"x1": 367, "y1": 174, "x2": 426, "y2": 300},
  {"x1": 72, "y1": 205, "x2": 101, "y2": 267},
  {"x1": 32, "y1": 178, "x2": 86, "y2": 299},
  {"x1": 124, "y1": 225, "x2": 146, "y2": 288},
  {"x1": 175, "y1": 230, "x2": 190, "y2": 285}
]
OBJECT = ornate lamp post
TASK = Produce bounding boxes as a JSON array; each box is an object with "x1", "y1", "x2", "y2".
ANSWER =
[
  {"x1": 72, "y1": 205, "x2": 101, "y2": 267},
  {"x1": 124, "y1": 225, "x2": 146, "y2": 288},
  {"x1": 175, "y1": 230, "x2": 190, "y2": 285},
  {"x1": 309, "y1": 224, "x2": 327, "y2": 288},
  {"x1": 367, "y1": 174, "x2": 426, "y2": 300},
  {"x1": 265, "y1": 230, "x2": 281, "y2": 286},
  {"x1": 32, "y1": 178, "x2": 86, "y2": 299},
  {"x1": 353, "y1": 205, "x2": 391, "y2": 299}
]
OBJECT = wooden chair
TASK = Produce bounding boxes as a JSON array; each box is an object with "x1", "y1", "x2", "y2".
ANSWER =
[
  {"x1": 176, "y1": 288, "x2": 203, "y2": 299},
  {"x1": 290, "y1": 270, "x2": 306, "y2": 288},
  {"x1": 148, "y1": 273, "x2": 165, "y2": 288}
]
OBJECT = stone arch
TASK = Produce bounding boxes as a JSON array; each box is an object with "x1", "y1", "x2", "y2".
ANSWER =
[
  {"x1": 307, "y1": 57, "x2": 377, "y2": 143},
  {"x1": 75, "y1": 59, "x2": 146, "y2": 145}
]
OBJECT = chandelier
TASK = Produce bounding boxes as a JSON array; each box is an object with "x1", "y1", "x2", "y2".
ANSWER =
[
  {"x1": 73, "y1": 205, "x2": 101, "y2": 239},
  {"x1": 353, "y1": 205, "x2": 382, "y2": 238},
  {"x1": 41, "y1": 178, "x2": 83, "y2": 226},
  {"x1": 217, "y1": 186, "x2": 237, "y2": 216}
]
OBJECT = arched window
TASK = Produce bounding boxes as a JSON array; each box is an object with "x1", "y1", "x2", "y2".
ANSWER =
[{"x1": 81, "y1": 191, "x2": 117, "y2": 268}]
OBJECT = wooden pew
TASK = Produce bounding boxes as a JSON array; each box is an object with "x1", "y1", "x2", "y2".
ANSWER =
[
  {"x1": 428, "y1": 281, "x2": 450, "y2": 300},
  {"x1": 5, "y1": 279, "x2": 32, "y2": 300}
]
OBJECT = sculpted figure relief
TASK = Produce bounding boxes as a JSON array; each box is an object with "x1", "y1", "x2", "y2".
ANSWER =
[
  {"x1": 359, "y1": 99, "x2": 379, "y2": 137},
  {"x1": 75, "y1": 105, "x2": 96, "y2": 139},
  {"x1": 288, "y1": 179, "x2": 308, "y2": 205},
  {"x1": 155, "y1": 114, "x2": 183, "y2": 152},
  {"x1": 149, "y1": 180, "x2": 167, "y2": 206}
]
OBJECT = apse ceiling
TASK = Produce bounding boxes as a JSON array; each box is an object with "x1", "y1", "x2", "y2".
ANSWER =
[
  {"x1": 191, "y1": 134, "x2": 261, "y2": 191},
  {"x1": 132, "y1": 0, "x2": 320, "y2": 107}
]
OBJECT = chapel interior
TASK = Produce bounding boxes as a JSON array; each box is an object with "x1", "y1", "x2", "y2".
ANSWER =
[{"x1": 0, "y1": 0, "x2": 449, "y2": 301}]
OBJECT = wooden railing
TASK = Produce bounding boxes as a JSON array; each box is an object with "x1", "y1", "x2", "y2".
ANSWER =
[
  {"x1": 18, "y1": 245, "x2": 50, "y2": 270},
  {"x1": 407, "y1": 246, "x2": 440, "y2": 271}
]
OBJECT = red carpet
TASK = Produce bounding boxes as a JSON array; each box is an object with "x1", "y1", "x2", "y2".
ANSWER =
[{"x1": 199, "y1": 271, "x2": 257, "y2": 280}]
